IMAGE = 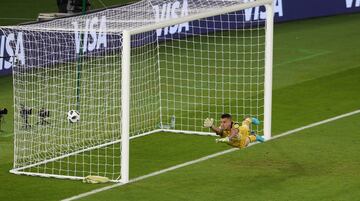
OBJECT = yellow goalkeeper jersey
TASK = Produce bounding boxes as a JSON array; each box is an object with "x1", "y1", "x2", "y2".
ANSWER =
[{"x1": 221, "y1": 121, "x2": 251, "y2": 148}]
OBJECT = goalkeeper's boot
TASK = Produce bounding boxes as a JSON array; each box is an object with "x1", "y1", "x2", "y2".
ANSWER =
[
  {"x1": 251, "y1": 117, "x2": 260, "y2": 125},
  {"x1": 255, "y1": 135, "x2": 265, "y2": 142}
]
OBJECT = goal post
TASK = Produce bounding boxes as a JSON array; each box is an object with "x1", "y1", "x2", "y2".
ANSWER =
[
  {"x1": 2, "y1": 0, "x2": 274, "y2": 183},
  {"x1": 121, "y1": 30, "x2": 131, "y2": 183},
  {"x1": 264, "y1": 3, "x2": 274, "y2": 141}
]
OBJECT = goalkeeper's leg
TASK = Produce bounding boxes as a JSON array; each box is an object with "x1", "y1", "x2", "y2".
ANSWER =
[
  {"x1": 242, "y1": 117, "x2": 260, "y2": 127},
  {"x1": 248, "y1": 134, "x2": 265, "y2": 143},
  {"x1": 244, "y1": 117, "x2": 264, "y2": 143}
]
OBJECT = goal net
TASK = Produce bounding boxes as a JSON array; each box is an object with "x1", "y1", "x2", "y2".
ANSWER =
[{"x1": 1, "y1": 0, "x2": 273, "y2": 183}]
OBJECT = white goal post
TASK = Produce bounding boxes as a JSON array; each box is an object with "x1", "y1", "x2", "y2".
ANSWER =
[{"x1": 2, "y1": 0, "x2": 273, "y2": 183}]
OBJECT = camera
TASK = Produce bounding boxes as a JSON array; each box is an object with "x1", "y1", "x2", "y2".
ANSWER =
[
  {"x1": 20, "y1": 107, "x2": 32, "y2": 117},
  {"x1": 0, "y1": 108, "x2": 7, "y2": 115},
  {"x1": 20, "y1": 105, "x2": 32, "y2": 129},
  {"x1": 38, "y1": 108, "x2": 50, "y2": 125},
  {"x1": 0, "y1": 108, "x2": 7, "y2": 131},
  {"x1": 39, "y1": 108, "x2": 50, "y2": 118}
]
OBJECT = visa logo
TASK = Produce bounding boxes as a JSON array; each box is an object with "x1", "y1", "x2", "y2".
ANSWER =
[
  {"x1": 0, "y1": 32, "x2": 25, "y2": 70},
  {"x1": 345, "y1": 0, "x2": 360, "y2": 8},
  {"x1": 153, "y1": 0, "x2": 190, "y2": 37},
  {"x1": 244, "y1": 0, "x2": 283, "y2": 21},
  {"x1": 73, "y1": 16, "x2": 107, "y2": 54}
]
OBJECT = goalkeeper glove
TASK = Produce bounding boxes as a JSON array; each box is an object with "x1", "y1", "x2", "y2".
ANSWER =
[
  {"x1": 215, "y1": 137, "x2": 230, "y2": 143},
  {"x1": 203, "y1": 118, "x2": 214, "y2": 128}
]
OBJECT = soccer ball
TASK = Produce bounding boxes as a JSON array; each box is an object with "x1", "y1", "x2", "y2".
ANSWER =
[{"x1": 67, "y1": 110, "x2": 80, "y2": 123}]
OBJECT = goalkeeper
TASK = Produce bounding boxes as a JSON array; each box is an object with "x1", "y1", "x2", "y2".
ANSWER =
[{"x1": 203, "y1": 114, "x2": 265, "y2": 149}]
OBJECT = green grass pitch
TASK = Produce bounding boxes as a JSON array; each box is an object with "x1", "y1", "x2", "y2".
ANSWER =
[{"x1": 1, "y1": 5, "x2": 360, "y2": 201}]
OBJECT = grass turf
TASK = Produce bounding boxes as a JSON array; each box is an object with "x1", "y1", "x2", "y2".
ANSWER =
[{"x1": 0, "y1": 9, "x2": 359, "y2": 201}]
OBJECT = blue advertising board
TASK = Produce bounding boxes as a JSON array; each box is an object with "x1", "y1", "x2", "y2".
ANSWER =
[{"x1": 0, "y1": 0, "x2": 359, "y2": 76}]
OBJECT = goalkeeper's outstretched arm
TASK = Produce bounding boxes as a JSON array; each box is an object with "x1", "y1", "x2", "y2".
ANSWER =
[
  {"x1": 203, "y1": 118, "x2": 223, "y2": 136},
  {"x1": 210, "y1": 125, "x2": 223, "y2": 136}
]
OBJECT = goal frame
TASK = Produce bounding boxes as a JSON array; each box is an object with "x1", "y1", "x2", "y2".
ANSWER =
[
  {"x1": 120, "y1": 0, "x2": 273, "y2": 183},
  {"x1": 9, "y1": 0, "x2": 274, "y2": 183}
]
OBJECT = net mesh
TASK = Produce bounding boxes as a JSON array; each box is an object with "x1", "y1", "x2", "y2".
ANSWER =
[{"x1": 1, "y1": 0, "x2": 267, "y2": 181}]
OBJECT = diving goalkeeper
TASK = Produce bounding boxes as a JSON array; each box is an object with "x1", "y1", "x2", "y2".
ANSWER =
[{"x1": 203, "y1": 114, "x2": 265, "y2": 149}]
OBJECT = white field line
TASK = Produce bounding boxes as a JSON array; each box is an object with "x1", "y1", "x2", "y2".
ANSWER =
[{"x1": 62, "y1": 109, "x2": 360, "y2": 201}]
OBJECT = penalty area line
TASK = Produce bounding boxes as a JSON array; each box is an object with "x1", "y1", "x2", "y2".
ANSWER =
[{"x1": 62, "y1": 109, "x2": 360, "y2": 201}]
